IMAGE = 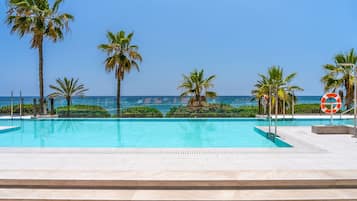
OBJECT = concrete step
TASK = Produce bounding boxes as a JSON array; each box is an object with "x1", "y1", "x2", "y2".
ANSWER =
[
  {"x1": 0, "y1": 170, "x2": 357, "y2": 189},
  {"x1": 0, "y1": 126, "x2": 20, "y2": 133},
  {"x1": 0, "y1": 188, "x2": 357, "y2": 201}
]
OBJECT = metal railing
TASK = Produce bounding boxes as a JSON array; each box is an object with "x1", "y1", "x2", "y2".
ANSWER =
[{"x1": 339, "y1": 105, "x2": 356, "y2": 119}]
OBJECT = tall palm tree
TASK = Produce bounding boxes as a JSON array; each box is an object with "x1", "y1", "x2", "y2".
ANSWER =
[
  {"x1": 49, "y1": 77, "x2": 88, "y2": 116},
  {"x1": 98, "y1": 31, "x2": 142, "y2": 116},
  {"x1": 49, "y1": 77, "x2": 88, "y2": 107},
  {"x1": 178, "y1": 69, "x2": 216, "y2": 107},
  {"x1": 322, "y1": 48, "x2": 357, "y2": 109},
  {"x1": 6, "y1": 0, "x2": 74, "y2": 114}
]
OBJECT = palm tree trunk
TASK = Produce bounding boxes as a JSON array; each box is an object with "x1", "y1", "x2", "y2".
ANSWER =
[
  {"x1": 292, "y1": 95, "x2": 295, "y2": 118},
  {"x1": 195, "y1": 88, "x2": 200, "y2": 106},
  {"x1": 66, "y1": 97, "x2": 71, "y2": 117},
  {"x1": 258, "y1": 98, "x2": 262, "y2": 114},
  {"x1": 283, "y1": 99, "x2": 285, "y2": 118},
  {"x1": 117, "y1": 78, "x2": 121, "y2": 116},
  {"x1": 275, "y1": 89, "x2": 278, "y2": 135},
  {"x1": 38, "y1": 36, "x2": 44, "y2": 114},
  {"x1": 346, "y1": 78, "x2": 353, "y2": 109}
]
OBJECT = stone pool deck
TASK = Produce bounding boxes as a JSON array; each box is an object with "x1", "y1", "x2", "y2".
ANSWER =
[{"x1": 0, "y1": 126, "x2": 356, "y2": 200}]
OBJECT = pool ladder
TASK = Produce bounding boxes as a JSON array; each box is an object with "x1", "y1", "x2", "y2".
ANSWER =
[{"x1": 267, "y1": 116, "x2": 277, "y2": 142}]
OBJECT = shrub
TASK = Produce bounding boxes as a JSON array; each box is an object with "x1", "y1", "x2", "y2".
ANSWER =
[
  {"x1": 0, "y1": 104, "x2": 40, "y2": 115},
  {"x1": 120, "y1": 106, "x2": 163, "y2": 118},
  {"x1": 293, "y1": 104, "x2": 322, "y2": 114},
  {"x1": 166, "y1": 104, "x2": 258, "y2": 117},
  {"x1": 56, "y1": 105, "x2": 110, "y2": 118}
]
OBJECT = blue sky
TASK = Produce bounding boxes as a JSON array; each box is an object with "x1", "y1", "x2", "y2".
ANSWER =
[{"x1": 1, "y1": 0, "x2": 357, "y2": 96}]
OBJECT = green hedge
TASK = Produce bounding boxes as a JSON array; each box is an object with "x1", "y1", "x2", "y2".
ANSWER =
[
  {"x1": 166, "y1": 104, "x2": 258, "y2": 117},
  {"x1": 56, "y1": 105, "x2": 111, "y2": 118},
  {"x1": 0, "y1": 104, "x2": 40, "y2": 115},
  {"x1": 120, "y1": 106, "x2": 163, "y2": 118},
  {"x1": 293, "y1": 104, "x2": 322, "y2": 114}
]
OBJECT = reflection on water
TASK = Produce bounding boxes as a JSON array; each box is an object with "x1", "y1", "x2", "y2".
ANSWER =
[{"x1": 178, "y1": 120, "x2": 216, "y2": 147}]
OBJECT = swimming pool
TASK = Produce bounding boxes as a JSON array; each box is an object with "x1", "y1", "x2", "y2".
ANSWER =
[{"x1": 0, "y1": 118, "x2": 352, "y2": 148}]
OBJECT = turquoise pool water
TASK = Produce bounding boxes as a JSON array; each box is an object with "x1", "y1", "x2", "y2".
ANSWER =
[{"x1": 0, "y1": 118, "x2": 352, "y2": 148}]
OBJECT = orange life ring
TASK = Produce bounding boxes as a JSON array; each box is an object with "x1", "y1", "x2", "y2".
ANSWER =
[{"x1": 320, "y1": 93, "x2": 342, "y2": 114}]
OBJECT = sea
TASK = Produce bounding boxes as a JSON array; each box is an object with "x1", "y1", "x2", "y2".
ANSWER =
[{"x1": 0, "y1": 96, "x2": 321, "y2": 115}]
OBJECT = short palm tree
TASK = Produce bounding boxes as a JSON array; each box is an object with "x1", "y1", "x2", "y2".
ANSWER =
[
  {"x1": 49, "y1": 77, "x2": 88, "y2": 109},
  {"x1": 98, "y1": 31, "x2": 142, "y2": 116},
  {"x1": 178, "y1": 69, "x2": 216, "y2": 107},
  {"x1": 6, "y1": 0, "x2": 74, "y2": 114},
  {"x1": 285, "y1": 85, "x2": 303, "y2": 116},
  {"x1": 251, "y1": 78, "x2": 269, "y2": 114},
  {"x1": 252, "y1": 66, "x2": 302, "y2": 116},
  {"x1": 321, "y1": 48, "x2": 357, "y2": 109}
]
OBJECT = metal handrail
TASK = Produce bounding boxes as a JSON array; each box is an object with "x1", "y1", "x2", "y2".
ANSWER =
[{"x1": 340, "y1": 105, "x2": 356, "y2": 118}]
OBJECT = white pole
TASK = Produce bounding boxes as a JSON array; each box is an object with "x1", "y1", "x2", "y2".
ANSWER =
[
  {"x1": 330, "y1": 103, "x2": 333, "y2": 125},
  {"x1": 275, "y1": 87, "x2": 278, "y2": 139},
  {"x1": 352, "y1": 64, "x2": 357, "y2": 137},
  {"x1": 292, "y1": 92, "x2": 295, "y2": 119},
  {"x1": 10, "y1": 91, "x2": 13, "y2": 118},
  {"x1": 19, "y1": 90, "x2": 22, "y2": 117},
  {"x1": 268, "y1": 85, "x2": 271, "y2": 135},
  {"x1": 283, "y1": 98, "x2": 285, "y2": 119}
]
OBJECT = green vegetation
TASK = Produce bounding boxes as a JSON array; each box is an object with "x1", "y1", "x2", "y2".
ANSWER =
[
  {"x1": 120, "y1": 107, "x2": 163, "y2": 118},
  {"x1": 0, "y1": 104, "x2": 40, "y2": 115},
  {"x1": 166, "y1": 104, "x2": 258, "y2": 118},
  {"x1": 56, "y1": 105, "x2": 110, "y2": 118},
  {"x1": 166, "y1": 103, "x2": 327, "y2": 117},
  {"x1": 293, "y1": 104, "x2": 322, "y2": 114},
  {"x1": 251, "y1": 66, "x2": 303, "y2": 115},
  {"x1": 321, "y1": 48, "x2": 357, "y2": 110},
  {"x1": 178, "y1": 69, "x2": 216, "y2": 107},
  {"x1": 0, "y1": 103, "x2": 324, "y2": 118},
  {"x1": 49, "y1": 77, "x2": 88, "y2": 115},
  {"x1": 98, "y1": 31, "x2": 143, "y2": 116},
  {"x1": 7, "y1": 0, "x2": 74, "y2": 114}
]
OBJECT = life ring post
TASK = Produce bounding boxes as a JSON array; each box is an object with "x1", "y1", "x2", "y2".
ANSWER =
[{"x1": 320, "y1": 93, "x2": 342, "y2": 124}]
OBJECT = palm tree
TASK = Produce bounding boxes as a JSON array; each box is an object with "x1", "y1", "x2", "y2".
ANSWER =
[
  {"x1": 286, "y1": 85, "x2": 303, "y2": 117},
  {"x1": 252, "y1": 66, "x2": 302, "y2": 116},
  {"x1": 251, "y1": 78, "x2": 269, "y2": 114},
  {"x1": 178, "y1": 69, "x2": 216, "y2": 107},
  {"x1": 98, "y1": 31, "x2": 142, "y2": 116},
  {"x1": 6, "y1": 0, "x2": 74, "y2": 114},
  {"x1": 49, "y1": 77, "x2": 88, "y2": 115},
  {"x1": 321, "y1": 48, "x2": 357, "y2": 109}
]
